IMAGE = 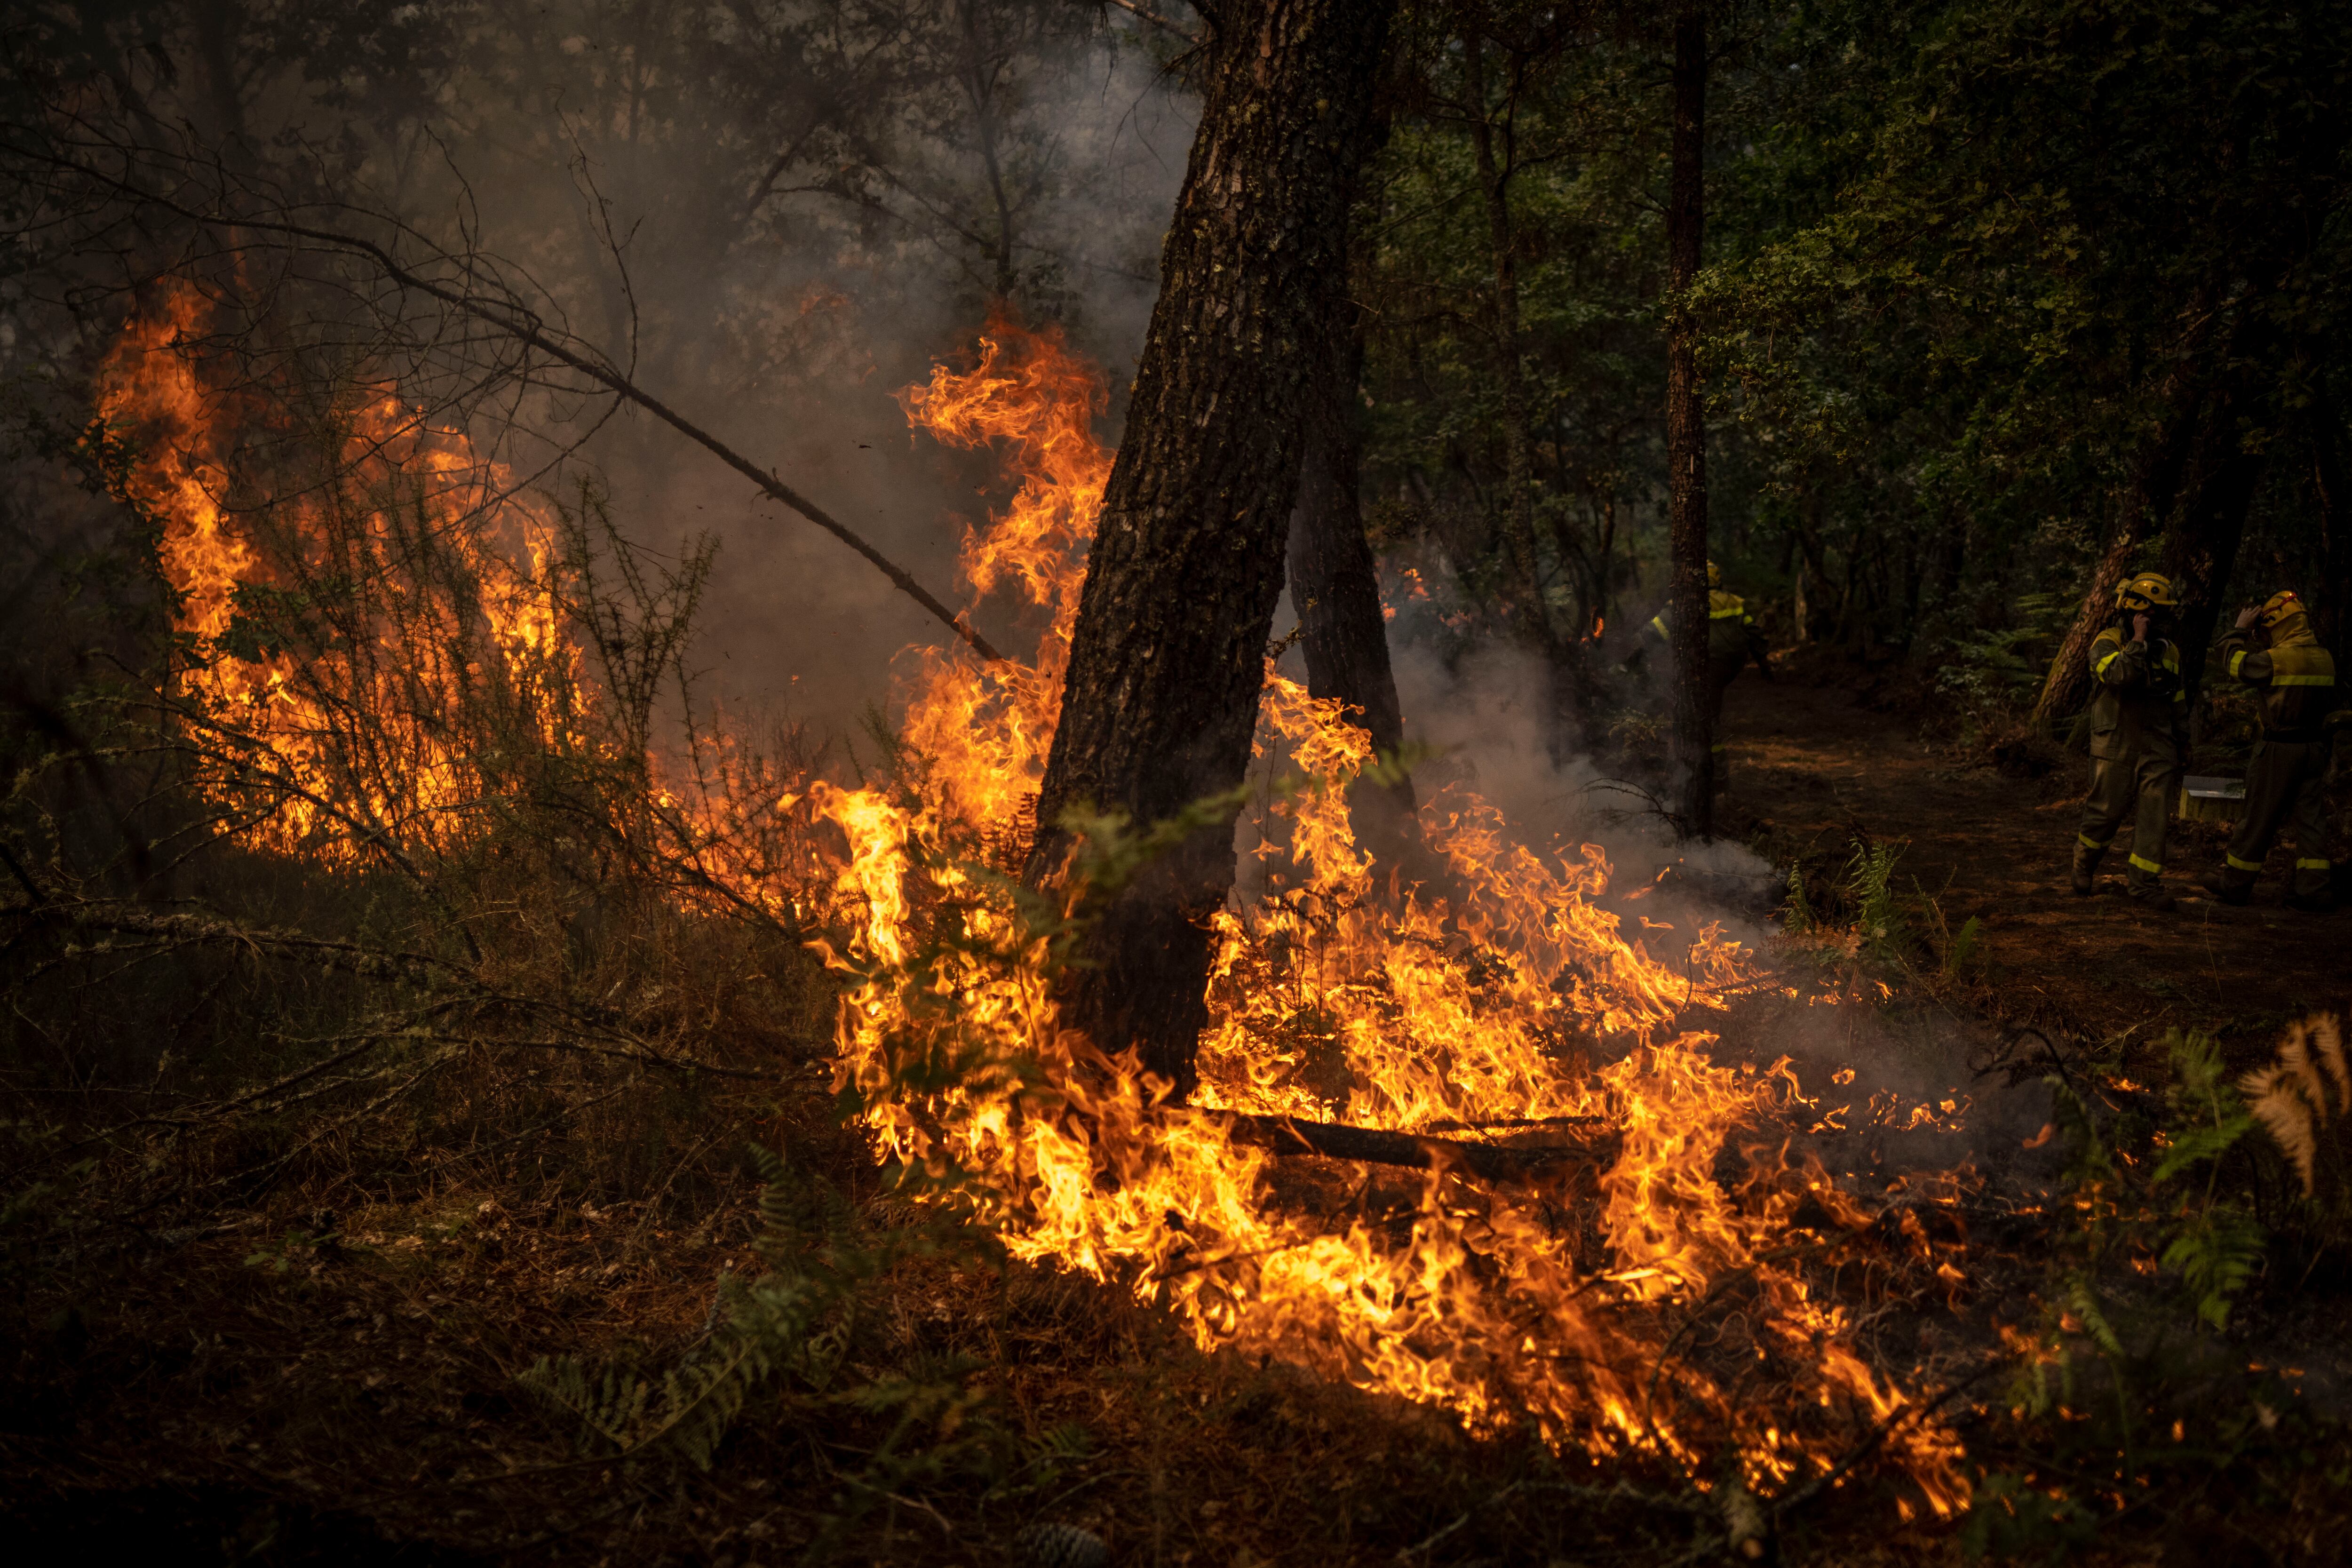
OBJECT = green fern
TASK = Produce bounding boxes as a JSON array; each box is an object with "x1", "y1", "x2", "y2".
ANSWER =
[
  {"x1": 518, "y1": 1146, "x2": 854, "y2": 1469},
  {"x1": 2063, "y1": 1274, "x2": 2123, "y2": 1358},
  {"x1": 1781, "y1": 863, "x2": 1812, "y2": 933},
  {"x1": 2159, "y1": 1202, "x2": 2265, "y2": 1330},
  {"x1": 1842, "y1": 838, "x2": 1905, "y2": 958}
]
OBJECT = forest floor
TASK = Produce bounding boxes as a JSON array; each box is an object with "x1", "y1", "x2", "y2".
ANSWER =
[
  {"x1": 1723, "y1": 663, "x2": 2349, "y2": 1067},
  {"x1": 7, "y1": 666, "x2": 2352, "y2": 1567}
]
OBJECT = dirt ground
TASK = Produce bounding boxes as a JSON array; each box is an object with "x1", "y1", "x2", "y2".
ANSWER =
[
  {"x1": 1723, "y1": 669, "x2": 2349, "y2": 1056},
  {"x1": 8, "y1": 668, "x2": 2351, "y2": 1566}
]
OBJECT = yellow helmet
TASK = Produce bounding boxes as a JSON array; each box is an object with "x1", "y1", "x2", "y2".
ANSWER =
[
  {"x1": 2116, "y1": 572, "x2": 2178, "y2": 611},
  {"x1": 1707, "y1": 560, "x2": 1722, "y2": 589},
  {"x1": 2257, "y1": 589, "x2": 2305, "y2": 628}
]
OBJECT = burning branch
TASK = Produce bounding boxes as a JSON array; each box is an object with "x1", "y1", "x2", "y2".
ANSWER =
[{"x1": 1222, "y1": 1109, "x2": 1619, "y2": 1184}]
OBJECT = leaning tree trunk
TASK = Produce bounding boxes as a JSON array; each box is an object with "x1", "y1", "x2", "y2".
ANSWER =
[
  {"x1": 1023, "y1": 0, "x2": 1396, "y2": 1098},
  {"x1": 1664, "y1": 0, "x2": 1712, "y2": 837},
  {"x1": 2032, "y1": 350, "x2": 2210, "y2": 729},
  {"x1": 1288, "y1": 305, "x2": 1418, "y2": 865}
]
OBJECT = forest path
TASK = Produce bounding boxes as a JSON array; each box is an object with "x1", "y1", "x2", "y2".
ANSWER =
[{"x1": 1721, "y1": 671, "x2": 2348, "y2": 1056}]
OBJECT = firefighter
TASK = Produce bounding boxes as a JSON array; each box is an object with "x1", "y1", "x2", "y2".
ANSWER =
[
  {"x1": 1643, "y1": 560, "x2": 1773, "y2": 791},
  {"x1": 2196, "y1": 590, "x2": 2338, "y2": 911},
  {"x1": 2072, "y1": 571, "x2": 2187, "y2": 909}
]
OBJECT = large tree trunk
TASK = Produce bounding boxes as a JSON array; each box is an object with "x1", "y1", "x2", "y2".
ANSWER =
[
  {"x1": 1288, "y1": 306, "x2": 1418, "y2": 863},
  {"x1": 1023, "y1": 0, "x2": 1395, "y2": 1098},
  {"x1": 1664, "y1": 0, "x2": 1711, "y2": 836}
]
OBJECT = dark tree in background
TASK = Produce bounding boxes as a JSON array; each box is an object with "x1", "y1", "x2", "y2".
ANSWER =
[
  {"x1": 1024, "y1": 0, "x2": 1397, "y2": 1097},
  {"x1": 1287, "y1": 164, "x2": 1417, "y2": 868},
  {"x1": 1664, "y1": 0, "x2": 1711, "y2": 835}
]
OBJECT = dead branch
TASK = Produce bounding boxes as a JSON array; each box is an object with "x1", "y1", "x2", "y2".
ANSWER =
[{"x1": 1221, "y1": 1110, "x2": 1621, "y2": 1184}]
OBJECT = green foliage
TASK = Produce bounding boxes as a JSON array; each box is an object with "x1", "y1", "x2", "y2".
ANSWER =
[
  {"x1": 1780, "y1": 862, "x2": 1813, "y2": 934},
  {"x1": 1940, "y1": 915, "x2": 1983, "y2": 982},
  {"x1": 520, "y1": 1142, "x2": 975, "y2": 1472},
  {"x1": 1972, "y1": 1032, "x2": 2304, "y2": 1557},
  {"x1": 1932, "y1": 593, "x2": 2078, "y2": 723},
  {"x1": 1781, "y1": 835, "x2": 1911, "y2": 957}
]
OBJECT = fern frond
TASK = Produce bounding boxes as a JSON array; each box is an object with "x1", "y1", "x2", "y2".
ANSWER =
[
  {"x1": 2242, "y1": 1066, "x2": 2322, "y2": 1195},
  {"x1": 2275, "y1": 1024, "x2": 2333, "y2": 1131},
  {"x1": 2045, "y1": 1076, "x2": 2109, "y2": 1182},
  {"x1": 2063, "y1": 1276, "x2": 2123, "y2": 1357},
  {"x1": 2165, "y1": 1027, "x2": 2226, "y2": 1099},
  {"x1": 2308, "y1": 1012, "x2": 2349, "y2": 1114},
  {"x1": 2160, "y1": 1202, "x2": 2265, "y2": 1329},
  {"x1": 2150, "y1": 1112, "x2": 2254, "y2": 1186},
  {"x1": 519, "y1": 1354, "x2": 653, "y2": 1453}
]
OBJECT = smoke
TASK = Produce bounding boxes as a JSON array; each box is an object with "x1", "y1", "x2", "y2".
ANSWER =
[
  {"x1": 428, "y1": 16, "x2": 1200, "y2": 747},
  {"x1": 1279, "y1": 613, "x2": 2061, "y2": 1188}
]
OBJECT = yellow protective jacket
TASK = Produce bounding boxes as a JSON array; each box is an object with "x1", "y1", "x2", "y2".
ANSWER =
[
  {"x1": 2218, "y1": 614, "x2": 2337, "y2": 738},
  {"x1": 1647, "y1": 590, "x2": 1770, "y2": 666},
  {"x1": 2084, "y1": 622, "x2": 2186, "y2": 762}
]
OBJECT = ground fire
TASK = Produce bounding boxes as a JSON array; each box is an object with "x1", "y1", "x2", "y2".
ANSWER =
[
  {"x1": 96, "y1": 294, "x2": 1975, "y2": 1518},
  {"x1": 14, "y1": 11, "x2": 2352, "y2": 1558}
]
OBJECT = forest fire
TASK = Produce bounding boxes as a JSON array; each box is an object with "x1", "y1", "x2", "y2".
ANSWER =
[
  {"x1": 816, "y1": 316, "x2": 1973, "y2": 1514},
  {"x1": 97, "y1": 283, "x2": 572, "y2": 861},
  {"x1": 95, "y1": 292, "x2": 1969, "y2": 1517}
]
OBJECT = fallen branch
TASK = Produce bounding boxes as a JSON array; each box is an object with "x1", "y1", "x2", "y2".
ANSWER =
[{"x1": 1221, "y1": 1111, "x2": 1620, "y2": 1184}]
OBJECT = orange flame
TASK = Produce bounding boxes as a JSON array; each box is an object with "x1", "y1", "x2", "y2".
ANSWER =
[
  {"x1": 102, "y1": 290, "x2": 1969, "y2": 1513},
  {"x1": 816, "y1": 314, "x2": 1971, "y2": 1512},
  {"x1": 97, "y1": 283, "x2": 572, "y2": 858}
]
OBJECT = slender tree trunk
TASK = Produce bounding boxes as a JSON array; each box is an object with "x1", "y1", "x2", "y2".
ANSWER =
[
  {"x1": 1023, "y1": 0, "x2": 1396, "y2": 1098},
  {"x1": 2310, "y1": 380, "x2": 2352, "y2": 671},
  {"x1": 1288, "y1": 301, "x2": 1417, "y2": 861},
  {"x1": 1462, "y1": 26, "x2": 1590, "y2": 746},
  {"x1": 1664, "y1": 0, "x2": 1711, "y2": 836},
  {"x1": 1462, "y1": 31, "x2": 1545, "y2": 639}
]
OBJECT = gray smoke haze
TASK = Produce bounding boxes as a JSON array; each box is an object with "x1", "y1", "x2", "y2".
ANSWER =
[{"x1": 368, "y1": 9, "x2": 1198, "y2": 744}]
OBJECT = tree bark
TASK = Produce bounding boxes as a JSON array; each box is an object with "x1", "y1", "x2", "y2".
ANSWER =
[
  {"x1": 1222, "y1": 1110, "x2": 1618, "y2": 1185},
  {"x1": 1023, "y1": 0, "x2": 1396, "y2": 1098},
  {"x1": 1462, "y1": 24, "x2": 1592, "y2": 746},
  {"x1": 1288, "y1": 305, "x2": 1418, "y2": 862},
  {"x1": 1664, "y1": 0, "x2": 1711, "y2": 836}
]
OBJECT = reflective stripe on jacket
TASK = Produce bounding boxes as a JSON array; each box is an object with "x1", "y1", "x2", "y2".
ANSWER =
[
  {"x1": 1649, "y1": 590, "x2": 1767, "y2": 664},
  {"x1": 2085, "y1": 623, "x2": 2186, "y2": 763},
  {"x1": 2220, "y1": 632, "x2": 2336, "y2": 734}
]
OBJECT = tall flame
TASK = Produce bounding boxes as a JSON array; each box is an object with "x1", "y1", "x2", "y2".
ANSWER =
[
  {"x1": 97, "y1": 283, "x2": 572, "y2": 858},
  {"x1": 817, "y1": 314, "x2": 1970, "y2": 1511},
  {"x1": 100, "y1": 291, "x2": 1968, "y2": 1513}
]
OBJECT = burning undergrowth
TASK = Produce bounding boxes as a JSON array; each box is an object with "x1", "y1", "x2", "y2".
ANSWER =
[
  {"x1": 21, "y1": 289, "x2": 2012, "y2": 1536},
  {"x1": 816, "y1": 312, "x2": 1975, "y2": 1515}
]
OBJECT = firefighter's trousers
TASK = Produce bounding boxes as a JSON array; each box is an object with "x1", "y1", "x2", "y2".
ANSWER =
[
  {"x1": 2078, "y1": 731, "x2": 2179, "y2": 887},
  {"x1": 2222, "y1": 737, "x2": 2333, "y2": 897}
]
